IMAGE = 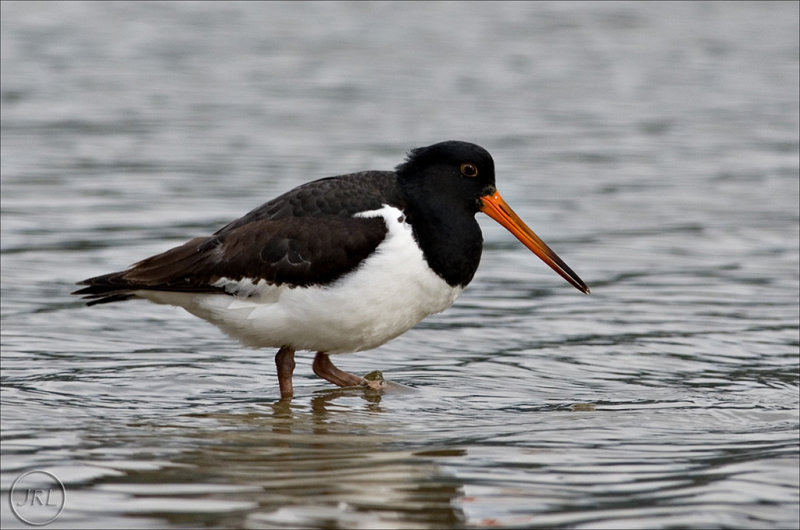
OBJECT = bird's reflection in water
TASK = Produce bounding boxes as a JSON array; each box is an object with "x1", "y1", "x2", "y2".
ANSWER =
[{"x1": 95, "y1": 387, "x2": 465, "y2": 528}]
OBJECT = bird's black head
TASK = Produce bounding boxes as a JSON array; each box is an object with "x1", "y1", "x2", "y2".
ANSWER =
[
  {"x1": 395, "y1": 140, "x2": 591, "y2": 295},
  {"x1": 396, "y1": 140, "x2": 496, "y2": 213}
]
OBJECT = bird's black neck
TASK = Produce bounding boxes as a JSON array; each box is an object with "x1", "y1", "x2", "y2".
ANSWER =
[{"x1": 404, "y1": 202, "x2": 483, "y2": 288}]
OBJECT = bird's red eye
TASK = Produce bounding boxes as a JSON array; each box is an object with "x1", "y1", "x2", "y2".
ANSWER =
[{"x1": 460, "y1": 163, "x2": 478, "y2": 177}]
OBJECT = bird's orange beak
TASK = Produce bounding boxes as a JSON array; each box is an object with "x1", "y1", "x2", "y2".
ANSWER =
[{"x1": 480, "y1": 191, "x2": 590, "y2": 294}]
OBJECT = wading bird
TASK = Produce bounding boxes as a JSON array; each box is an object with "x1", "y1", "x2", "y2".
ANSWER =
[{"x1": 74, "y1": 141, "x2": 589, "y2": 398}]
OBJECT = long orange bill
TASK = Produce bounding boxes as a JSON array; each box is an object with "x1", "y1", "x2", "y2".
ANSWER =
[{"x1": 480, "y1": 191, "x2": 590, "y2": 294}]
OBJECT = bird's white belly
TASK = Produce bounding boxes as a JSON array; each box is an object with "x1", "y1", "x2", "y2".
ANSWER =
[{"x1": 137, "y1": 206, "x2": 463, "y2": 353}]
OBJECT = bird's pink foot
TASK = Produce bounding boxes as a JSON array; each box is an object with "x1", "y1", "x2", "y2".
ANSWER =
[{"x1": 313, "y1": 352, "x2": 386, "y2": 391}]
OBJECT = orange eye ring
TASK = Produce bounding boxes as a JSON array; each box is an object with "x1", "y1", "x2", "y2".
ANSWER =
[{"x1": 460, "y1": 163, "x2": 478, "y2": 177}]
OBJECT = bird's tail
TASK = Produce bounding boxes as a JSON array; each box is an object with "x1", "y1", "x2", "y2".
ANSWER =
[
  {"x1": 72, "y1": 272, "x2": 138, "y2": 305},
  {"x1": 72, "y1": 236, "x2": 222, "y2": 305}
]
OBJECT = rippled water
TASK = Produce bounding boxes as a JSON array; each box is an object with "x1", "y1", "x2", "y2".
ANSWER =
[{"x1": 2, "y1": 2, "x2": 798, "y2": 528}]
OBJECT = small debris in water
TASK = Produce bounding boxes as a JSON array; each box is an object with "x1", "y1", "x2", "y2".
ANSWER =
[{"x1": 363, "y1": 370, "x2": 385, "y2": 382}]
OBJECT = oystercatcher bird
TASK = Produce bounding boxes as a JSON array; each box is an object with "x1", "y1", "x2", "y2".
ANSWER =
[{"x1": 74, "y1": 141, "x2": 589, "y2": 398}]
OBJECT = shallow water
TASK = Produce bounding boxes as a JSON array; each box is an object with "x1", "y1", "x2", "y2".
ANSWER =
[{"x1": 2, "y1": 2, "x2": 798, "y2": 528}]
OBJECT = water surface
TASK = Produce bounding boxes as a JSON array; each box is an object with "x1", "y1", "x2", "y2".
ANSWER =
[{"x1": 2, "y1": 2, "x2": 798, "y2": 528}]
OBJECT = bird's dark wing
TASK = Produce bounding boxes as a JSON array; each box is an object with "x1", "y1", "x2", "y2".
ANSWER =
[
  {"x1": 74, "y1": 170, "x2": 407, "y2": 305},
  {"x1": 73, "y1": 215, "x2": 388, "y2": 305},
  {"x1": 215, "y1": 171, "x2": 403, "y2": 231}
]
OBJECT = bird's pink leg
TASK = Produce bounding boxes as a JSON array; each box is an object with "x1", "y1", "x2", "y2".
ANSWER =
[
  {"x1": 275, "y1": 346, "x2": 296, "y2": 398},
  {"x1": 312, "y1": 352, "x2": 364, "y2": 387}
]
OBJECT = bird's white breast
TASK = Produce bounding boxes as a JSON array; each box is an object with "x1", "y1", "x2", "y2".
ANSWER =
[{"x1": 137, "y1": 206, "x2": 463, "y2": 353}]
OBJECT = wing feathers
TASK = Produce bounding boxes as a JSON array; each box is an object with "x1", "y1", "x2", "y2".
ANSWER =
[
  {"x1": 73, "y1": 217, "x2": 388, "y2": 304},
  {"x1": 74, "y1": 171, "x2": 403, "y2": 305}
]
